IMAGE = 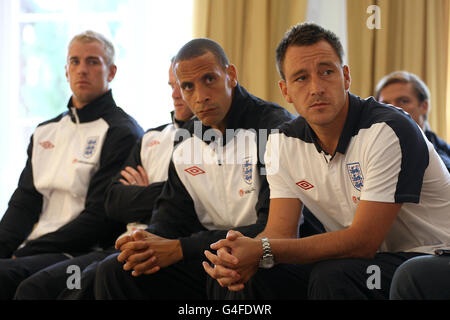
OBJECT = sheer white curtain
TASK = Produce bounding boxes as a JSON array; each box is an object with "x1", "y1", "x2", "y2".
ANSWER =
[
  {"x1": 0, "y1": 0, "x2": 193, "y2": 217},
  {"x1": 110, "y1": 0, "x2": 194, "y2": 130}
]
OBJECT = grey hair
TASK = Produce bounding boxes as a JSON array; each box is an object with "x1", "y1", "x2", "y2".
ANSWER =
[
  {"x1": 375, "y1": 70, "x2": 431, "y2": 120},
  {"x1": 375, "y1": 71, "x2": 430, "y2": 102}
]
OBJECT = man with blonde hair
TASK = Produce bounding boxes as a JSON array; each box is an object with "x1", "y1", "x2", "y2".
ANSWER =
[
  {"x1": 0, "y1": 30, "x2": 143, "y2": 299},
  {"x1": 69, "y1": 30, "x2": 116, "y2": 67},
  {"x1": 375, "y1": 71, "x2": 449, "y2": 172},
  {"x1": 13, "y1": 59, "x2": 194, "y2": 300}
]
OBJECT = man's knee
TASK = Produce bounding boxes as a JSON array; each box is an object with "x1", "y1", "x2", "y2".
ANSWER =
[
  {"x1": 308, "y1": 259, "x2": 370, "y2": 299},
  {"x1": 94, "y1": 253, "x2": 124, "y2": 298},
  {"x1": 96, "y1": 253, "x2": 121, "y2": 281},
  {"x1": 14, "y1": 275, "x2": 45, "y2": 300},
  {"x1": 0, "y1": 258, "x2": 26, "y2": 299},
  {"x1": 390, "y1": 255, "x2": 435, "y2": 299}
]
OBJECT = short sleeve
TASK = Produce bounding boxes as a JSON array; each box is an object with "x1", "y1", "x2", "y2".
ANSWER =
[{"x1": 265, "y1": 133, "x2": 299, "y2": 199}]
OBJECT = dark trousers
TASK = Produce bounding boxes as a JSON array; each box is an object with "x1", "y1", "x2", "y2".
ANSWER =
[
  {"x1": 0, "y1": 253, "x2": 68, "y2": 300},
  {"x1": 208, "y1": 252, "x2": 425, "y2": 300},
  {"x1": 95, "y1": 253, "x2": 207, "y2": 300},
  {"x1": 390, "y1": 254, "x2": 450, "y2": 299},
  {"x1": 58, "y1": 255, "x2": 108, "y2": 300},
  {"x1": 14, "y1": 249, "x2": 117, "y2": 300}
]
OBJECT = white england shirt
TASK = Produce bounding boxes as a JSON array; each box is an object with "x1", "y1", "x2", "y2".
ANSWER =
[
  {"x1": 29, "y1": 115, "x2": 108, "y2": 240},
  {"x1": 266, "y1": 94, "x2": 450, "y2": 254},
  {"x1": 172, "y1": 126, "x2": 261, "y2": 230}
]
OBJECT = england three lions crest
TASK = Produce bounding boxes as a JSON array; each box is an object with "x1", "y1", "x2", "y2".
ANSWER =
[
  {"x1": 347, "y1": 162, "x2": 364, "y2": 191},
  {"x1": 242, "y1": 157, "x2": 253, "y2": 185},
  {"x1": 84, "y1": 136, "x2": 99, "y2": 159}
]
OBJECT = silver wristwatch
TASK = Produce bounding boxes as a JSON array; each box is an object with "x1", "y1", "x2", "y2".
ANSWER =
[{"x1": 258, "y1": 237, "x2": 275, "y2": 268}]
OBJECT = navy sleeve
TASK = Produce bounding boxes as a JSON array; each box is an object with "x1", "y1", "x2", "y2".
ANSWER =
[
  {"x1": 104, "y1": 139, "x2": 165, "y2": 224},
  {"x1": 426, "y1": 130, "x2": 450, "y2": 172},
  {"x1": 14, "y1": 123, "x2": 143, "y2": 257},
  {"x1": 146, "y1": 160, "x2": 202, "y2": 240},
  {"x1": 0, "y1": 136, "x2": 43, "y2": 258}
]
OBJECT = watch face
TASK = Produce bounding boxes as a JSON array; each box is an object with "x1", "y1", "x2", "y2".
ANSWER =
[
  {"x1": 259, "y1": 237, "x2": 274, "y2": 269},
  {"x1": 260, "y1": 256, "x2": 275, "y2": 269}
]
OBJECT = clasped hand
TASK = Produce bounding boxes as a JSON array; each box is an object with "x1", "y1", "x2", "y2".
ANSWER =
[
  {"x1": 119, "y1": 165, "x2": 149, "y2": 187},
  {"x1": 115, "y1": 229, "x2": 182, "y2": 277},
  {"x1": 202, "y1": 230, "x2": 262, "y2": 291}
]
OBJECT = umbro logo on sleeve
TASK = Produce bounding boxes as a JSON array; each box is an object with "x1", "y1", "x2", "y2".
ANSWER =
[
  {"x1": 296, "y1": 180, "x2": 314, "y2": 191},
  {"x1": 39, "y1": 141, "x2": 55, "y2": 149},
  {"x1": 185, "y1": 166, "x2": 206, "y2": 176},
  {"x1": 147, "y1": 140, "x2": 161, "y2": 148}
]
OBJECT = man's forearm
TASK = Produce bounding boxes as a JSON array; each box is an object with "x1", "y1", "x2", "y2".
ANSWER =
[{"x1": 269, "y1": 228, "x2": 375, "y2": 266}]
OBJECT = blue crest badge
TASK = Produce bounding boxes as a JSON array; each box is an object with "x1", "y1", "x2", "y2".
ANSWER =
[
  {"x1": 347, "y1": 162, "x2": 364, "y2": 191},
  {"x1": 84, "y1": 136, "x2": 99, "y2": 159},
  {"x1": 242, "y1": 157, "x2": 253, "y2": 185}
]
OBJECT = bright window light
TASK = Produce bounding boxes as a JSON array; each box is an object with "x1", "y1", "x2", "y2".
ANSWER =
[{"x1": 0, "y1": 0, "x2": 194, "y2": 217}]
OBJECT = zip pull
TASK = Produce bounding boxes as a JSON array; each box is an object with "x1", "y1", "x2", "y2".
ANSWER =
[
  {"x1": 214, "y1": 141, "x2": 224, "y2": 166},
  {"x1": 208, "y1": 138, "x2": 224, "y2": 166},
  {"x1": 71, "y1": 107, "x2": 81, "y2": 126},
  {"x1": 322, "y1": 151, "x2": 333, "y2": 164},
  {"x1": 71, "y1": 107, "x2": 84, "y2": 147}
]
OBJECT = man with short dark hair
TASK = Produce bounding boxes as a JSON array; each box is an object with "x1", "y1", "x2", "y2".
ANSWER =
[
  {"x1": 94, "y1": 38, "x2": 294, "y2": 299},
  {"x1": 204, "y1": 23, "x2": 450, "y2": 300},
  {"x1": 0, "y1": 30, "x2": 143, "y2": 299},
  {"x1": 375, "y1": 70, "x2": 450, "y2": 172}
]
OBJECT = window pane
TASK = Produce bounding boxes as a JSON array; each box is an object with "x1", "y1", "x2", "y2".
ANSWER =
[
  {"x1": 20, "y1": 0, "x2": 128, "y2": 14},
  {"x1": 20, "y1": 0, "x2": 68, "y2": 13},
  {"x1": 20, "y1": 22, "x2": 70, "y2": 118},
  {"x1": 2, "y1": 0, "x2": 194, "y2": 220},
  {"x1": 19, "y1": 20, "x2": 125, "y2": 119},
  {"x1": 77, "y1": 0, "x2": 128, "y2": 13}
]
